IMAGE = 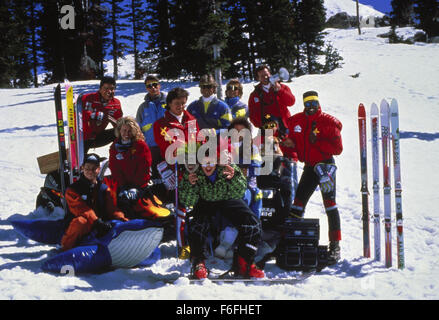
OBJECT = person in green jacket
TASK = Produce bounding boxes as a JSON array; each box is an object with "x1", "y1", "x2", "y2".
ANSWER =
[{"x1": 179, "y1": 155, "x2": 265, "y2": 279}]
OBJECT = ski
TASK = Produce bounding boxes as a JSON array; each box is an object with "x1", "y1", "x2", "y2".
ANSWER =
[
  {"x1": 380, "y1": 99, "x2": 392, "y2": 268},
  {"x1": 358, "y1": 103, "x2": 370, "y2": 258},
  {"x1": 370, "y1": 103, "x2": 381, "y2": 261},
  {"x1": 54, "y1": 84, "x2": 69, "y2": 215},
  {"x1": 390, "y1": 99, "x2": 405, "y2": 270},
  {"x1": 65, "y1": 84, "x2": 79, "y2": 183},
  {"x1": 75, "y1": 93, "x2": 85, "y2": 166}
]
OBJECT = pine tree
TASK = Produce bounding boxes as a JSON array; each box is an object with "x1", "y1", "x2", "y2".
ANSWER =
[
  {"x1": 297, "y1": 0, "x2": 326, "y2": 74},
  {"x1": 122, "y1": 0, "x2": 147, "y2": 79},
  {"x1": 106, "y1": 0, "x2": 129, "y2": 79},
  {"x1": 145, "y1": 0, "x2": 173, "y2": 77},
  {"x1": 414, "y1": 0, "x2": 439, "y2": 39},
  {"x1": 391, "y1": 0, "x2": 415, "y2": 27}
]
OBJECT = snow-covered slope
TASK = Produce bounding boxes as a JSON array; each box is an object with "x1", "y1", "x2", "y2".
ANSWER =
[
  {"x1": 1, "y1": 26, "x2": 439, "y2": 300},
  {"x1": 325, "y1": 0, "x2": 385, "y2": 19}
]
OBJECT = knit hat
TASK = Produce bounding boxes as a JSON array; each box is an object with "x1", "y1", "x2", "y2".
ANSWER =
[{"x1": 303, "y1": 91, "x2": 319, "y2": 104}]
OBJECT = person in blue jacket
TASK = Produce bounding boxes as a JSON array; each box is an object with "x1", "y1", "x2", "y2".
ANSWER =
[
  {"x1": 135, "y1": 75, "x2": 167, "y2": 184},
  {"x1": 187, "y1": 74, "x2": 232, "y2": 131},
  {"x1": 225, "y1": 79, "x2": 248, "y2": 119}
]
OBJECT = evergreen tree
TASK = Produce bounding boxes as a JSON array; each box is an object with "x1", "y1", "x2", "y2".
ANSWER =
[
  {"x1": 297, "y1": 0, "x2": 326, "y2": 74},
  {"x1": 390, "y1": 0, "x2": 415, "y2": 27},
  {"x1": 106, "y1": 0, "x2": 129, "y2": 79},
  {"x1": 414, "y1": 0, "x2": 439, "y2": 39},
  {"x1": 122, "y1": 0, "x2": 147, "y2": 79},
  {"x1": 145, "y1": 0, "x2": 173, "y2": 77},
  {"x1": 0, "y1": 0, "x2": 34, "y2": 88}
]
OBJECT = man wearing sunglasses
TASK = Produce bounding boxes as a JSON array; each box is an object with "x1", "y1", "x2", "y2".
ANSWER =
[
  {"x1": 283, "y1": 91, "x2": 343, "y2": 265},
  {"x1": 187, "y1": 74, "x2": 233, "y2": 131},
  {"x1": 136, "y1": 75, "x2": 167, "y2": 184}
]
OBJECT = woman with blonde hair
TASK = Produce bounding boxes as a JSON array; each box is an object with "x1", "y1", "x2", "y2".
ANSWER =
[
  {"x1": 109, "y1": 116, "x2": 169, "y2": 219},
  {"x1": 225, "y1": 78, "x2": 248, "y2": 119}
]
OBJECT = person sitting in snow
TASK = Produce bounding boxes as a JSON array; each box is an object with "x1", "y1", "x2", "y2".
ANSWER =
[
  {"x1": 61, "y1": 153, "x2": 128, "y2": 251},
  {"x1": 283, "y1": 90, "x2": 343, "y2": 265},
  {"x1": 109, "y1": 116, "x2": 170, "y2": 220},
  {"x1": 178, "y1": 149, "x2": 265, "y2": 279}
]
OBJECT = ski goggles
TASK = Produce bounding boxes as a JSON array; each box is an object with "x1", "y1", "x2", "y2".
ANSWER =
[
  {"x1": 304, "y1": 100, "x2": 319, "y2": 108},
  {"x1": 146, "y1": 82, "x2": 159, "y2": 89}
]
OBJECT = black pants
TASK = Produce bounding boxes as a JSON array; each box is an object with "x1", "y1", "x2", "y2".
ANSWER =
[
  {"x1": 189, "y1": 199, "x2": 262, "y2": 262},
  {"x1": 84, "y1": 129, "x2": 115, "y2": 154},
  {"x1": 290, "y1": 160, "x2": 341, "y2": 242}
]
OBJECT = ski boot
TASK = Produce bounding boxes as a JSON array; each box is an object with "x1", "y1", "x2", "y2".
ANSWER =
[
  {"x1": 235, "y1": 255, "x2": 265, "y2": 278},
  {"x1": 328, "y1": 241, "x2": 341, "y2": 265}
]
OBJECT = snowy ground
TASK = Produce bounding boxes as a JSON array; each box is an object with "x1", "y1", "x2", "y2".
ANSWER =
[{"x1": 1, "y1": 26, "x2": 439, "y2": 300}]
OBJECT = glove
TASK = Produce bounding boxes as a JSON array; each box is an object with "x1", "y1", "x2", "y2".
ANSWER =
[
  {"x1": 90, "y1": 111, "x2": 104, "y2": 121},
  {"x1": 157, "y1": 161, "x2": 177, "y2": 190},
  {"x1": 93, "y1": 218, "x2": 113, "y2": 238},
  {"x1": 46, "y1": 201, "x2": 55, "y2": 212},
  {"x1": 118, "y1": 188, "x2": 139, "y2": 202},
  {"x1": 314, "y1": 163, "x2": 336, "y2": 194}
]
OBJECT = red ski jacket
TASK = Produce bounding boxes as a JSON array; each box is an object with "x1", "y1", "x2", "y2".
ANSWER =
[
  {"x1": 81, "y1": 91, "x2": 123, "y2": 141},
  {"x1": 248, "y1": 83, "x2": 295, "y2": 129},
  {"x1": 109, "y1": 139, "x2": 152, "y2": 189},
  {"x1": 153, "y1": 110, "x2": 199, "y2": 159},
  {"x1": 286, "y1": 106, "x2": 343, "y2": 166}
]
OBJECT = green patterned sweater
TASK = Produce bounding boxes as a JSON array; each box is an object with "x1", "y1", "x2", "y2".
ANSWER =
[{"x1": 178, "y1": 164, "x2": 247, "y2": 207}]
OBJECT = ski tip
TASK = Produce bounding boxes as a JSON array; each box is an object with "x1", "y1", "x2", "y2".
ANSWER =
[
  {"x1": 370, "y1": 103, "x2": 379, "y2": 115},
  {"x1": 380, "y1": 98, "x2": 389, "y2": 108},
  {"x1": 358, "y1": 103, "x2": 366, "y2": 117}
]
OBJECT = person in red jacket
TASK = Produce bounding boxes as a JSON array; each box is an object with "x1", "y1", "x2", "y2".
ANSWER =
[
  {"x1": 109, "y1": 116, "x2": 170, "y2": 220},
  {"x1": 153, "y1": 87, "x2": 199, "y2": 259},
  {"x1": 248, "y1": 65, "x2": 295, "y2": 132},
  {"x1": 284, "y1": 90, "x2": 343, "y2": 265},
  {"x1": 61, "y1": 153, "x2": 128, "y2": 251},
  {"x1": 82, "y1": 76, "x2": 123, "y2": 153}
]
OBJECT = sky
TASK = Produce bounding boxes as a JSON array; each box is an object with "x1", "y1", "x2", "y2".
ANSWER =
[{"x1": 360, "y1": 0, "x2": 392, "y2": 14}]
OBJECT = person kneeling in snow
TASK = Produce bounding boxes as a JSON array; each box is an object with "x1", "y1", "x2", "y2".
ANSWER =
[
  {"x1": 179, "y1": 153, "x2": 265, "y2": 279},
  {"x1": 61, "y1": 154, "x2": 128, "y2": 251}
]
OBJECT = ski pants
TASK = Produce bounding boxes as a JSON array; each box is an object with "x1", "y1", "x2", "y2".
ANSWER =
[
  {"x1": 189, "y1": 199, "x2": 262, "y2": 263},
  {"x1": 290, "y1": 160, "x2": 342, "y2": 242}
]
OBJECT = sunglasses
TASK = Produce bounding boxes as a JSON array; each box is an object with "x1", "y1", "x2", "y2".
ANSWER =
[
  {"x1": 200, "y1": 85, "x2": 214, "y2": 89},
  {"x1": 146, "y1": 82, "x2": 159, "y2": 89},
  {"x1": 304, "y1": 100, "x2": 319, "y2": 108},
  {"x1": 263, "y1": 122, "x2": 278, "y2": 129},
  {"x1": 201, "y1": 163, "x2": 216, "y2": 168},
  {"x1": 226, "y1": 85, "x2": 239, "y2": 91}
]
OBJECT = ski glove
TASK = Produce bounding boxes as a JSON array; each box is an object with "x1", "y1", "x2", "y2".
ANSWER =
[
  {"x1": 118, "y1": 188, "x2": 140, "y2": 202},
  {"x1": 93, "y1": 218, "x2": 113, "y2": 238},
  {"x1": 90, "y1": 111, "x2": 104, "y2": 121},
  {"x1": 157, "y1": 161, "x2": 177, "y2": 191},
  {"x1": 314, "y1": 163, "x2": 337, "y2": 194}
]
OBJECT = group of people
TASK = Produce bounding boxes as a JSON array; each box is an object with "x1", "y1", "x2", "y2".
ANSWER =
[{"x1": 48, "y1": 65, "x2": 343, "y2": 279}]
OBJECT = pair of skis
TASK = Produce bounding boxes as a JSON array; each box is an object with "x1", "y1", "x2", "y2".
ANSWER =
[
  {"x1": 54, "y1": 83, "x2": 84, "y2": 211},
  {"x1": 358, "y1": 99, "x2": 404, "y2": 269}
]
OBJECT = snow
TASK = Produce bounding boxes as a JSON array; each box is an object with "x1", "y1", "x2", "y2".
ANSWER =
[
  {"x1": 324, "y1": 0, "x2": 385, "y2": 19},
  {"x1": 1, "y1": 25, "x2": 439, "y2": 300}
]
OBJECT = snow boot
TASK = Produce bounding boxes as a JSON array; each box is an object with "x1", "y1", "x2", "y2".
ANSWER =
[
  {"x1": 214, "y1": 227, "x2": 238, "y2": 259},
  {"x1": 191, "y1": 260, "x2": 208, "y2": 279},
  {"x1": 235, "y1": 255, "x2": 265, "y2": 278},
  {"x1": 328, "y1": 241, "x2": 341, "y2": 265}
]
